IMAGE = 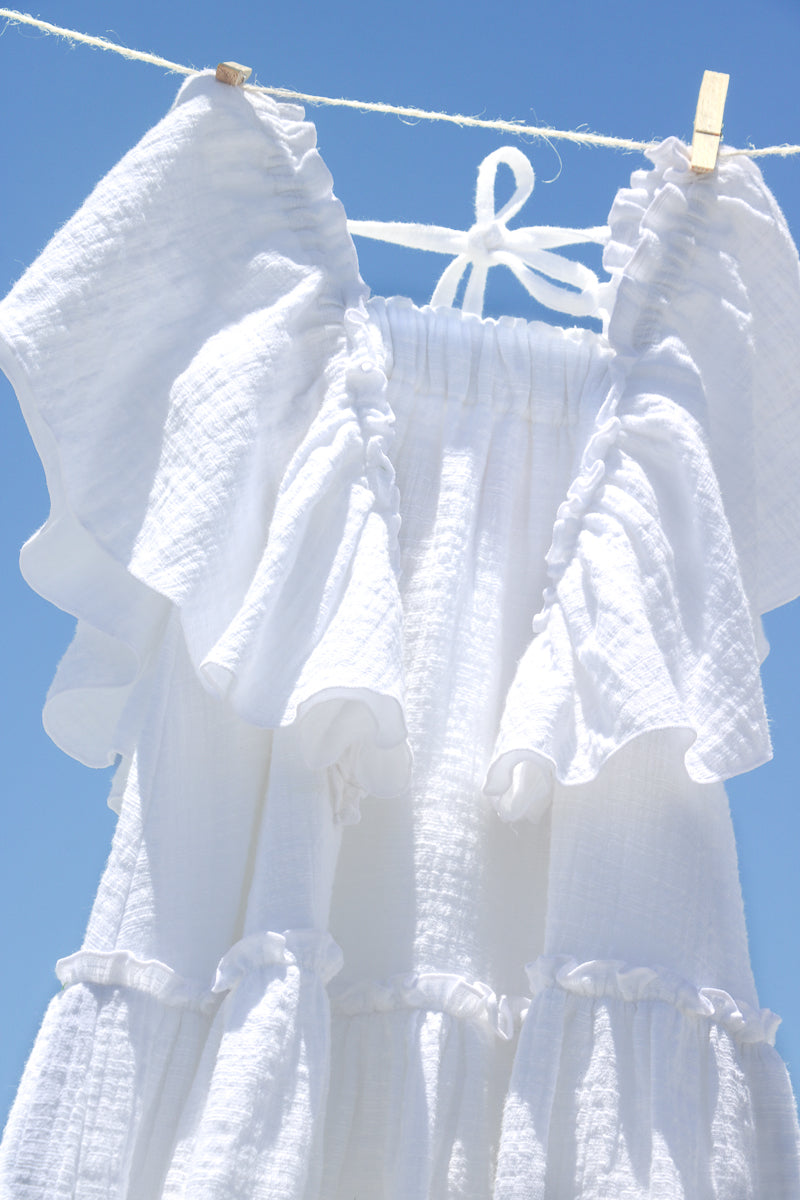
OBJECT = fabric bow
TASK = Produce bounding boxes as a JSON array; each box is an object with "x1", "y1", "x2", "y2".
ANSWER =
[{"x1": 348, "y1": 146, "x2": 610, "y2": 319}]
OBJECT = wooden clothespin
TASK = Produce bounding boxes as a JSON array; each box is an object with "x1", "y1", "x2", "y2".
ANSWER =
[
  {"x1": 216, "y1": 62, "x2": 252, "y2": 87},
  {"x1": 691, "y1": 70, "x2": 730, "y2": 173}
]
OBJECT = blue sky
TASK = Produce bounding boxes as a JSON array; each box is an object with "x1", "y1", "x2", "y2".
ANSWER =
[{"x1": 0, "y1": 0, "x2": 799, "y2": 1128}]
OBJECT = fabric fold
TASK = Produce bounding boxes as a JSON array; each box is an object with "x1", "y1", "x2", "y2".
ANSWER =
[
  {"x1": 161, "y1": 928, "x2": 342, "y2": 1200},
  {"x1": 0, "y1": 70, "x2": 411, "y2": 805},
  {"x1": 0, "y1": 974, "x2": 213, "y2": 1199},
  {"x1": 323, "y1": 997, "x2": 516, "y2": 1200}
]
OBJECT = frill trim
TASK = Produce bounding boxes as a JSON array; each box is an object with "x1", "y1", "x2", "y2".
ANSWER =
[
  {"x1": 44, "y1": 945, "x2": 796, "y2": 1075},
  {"x1": 56, "y1": 929, "x2": 344, "y2": 1015},
  {"x1": 528, "y1": 955, "x2": 781, "y2": 1046},
  {"x1": 332, "y1": 970, "x2": 528, "y2": 1040},
  {"x1": 213, "y1": 929, "x2": 344, "y2": 991},
  {"x1": 56, "y1": 943, "x2": 779, "y2": 1048},
  {"x1": 342, "y1": 303, "x2": 403, "y2": 568},
  {"x1": 330, "y1": 956, "x2": 777, "y2": 1047},
  {"x1": 483, "y1": 138, "x2": 771, "y2": 822},
  {"x1": 56, "y1": 948, "x2": 220, "y2": 1015},
  {"x1": 0, "y1": 71, "x2": 411, "y2": 815}
]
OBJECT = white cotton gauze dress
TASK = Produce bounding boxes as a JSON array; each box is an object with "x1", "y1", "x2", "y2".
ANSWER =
[{"x1": 0, "y1": 70, "x2": 799, "y2": 1199}]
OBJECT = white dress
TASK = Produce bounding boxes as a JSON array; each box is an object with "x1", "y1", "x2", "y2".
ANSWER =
[{"x1": 0, "y1": 70, "x2": 799, "y2": 1199}]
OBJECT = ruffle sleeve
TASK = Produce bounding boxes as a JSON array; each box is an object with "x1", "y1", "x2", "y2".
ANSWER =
[
  {"x1": 484, "y1": 138, "x2": 800, "y2": 821},
  {"x1": 607, "y1": 138, "x2": 800, "y2": 618},
  {"x1": 0, "y1": 72, "x2": 410, "y2": 799}
]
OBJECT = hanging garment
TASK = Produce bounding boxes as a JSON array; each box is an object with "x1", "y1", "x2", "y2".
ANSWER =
[{"x1": 1, "y1": 69, "x2": 799, "y2": 1200}]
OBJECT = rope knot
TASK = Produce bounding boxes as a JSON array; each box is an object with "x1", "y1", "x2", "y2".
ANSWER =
[
  {"x1": 428, "y1": 145, "x2": 609, "y2": 318},
  {"x1": 466, "y1": 219, "x2": 506, "y2": 264},
  {"x1": 347, "y1": 146, "x2": 610, "y2": 320}
]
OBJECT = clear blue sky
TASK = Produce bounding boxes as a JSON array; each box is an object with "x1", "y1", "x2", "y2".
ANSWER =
[{"x1": 1, "y1": 0, "x2": 799, "y2": 1128}]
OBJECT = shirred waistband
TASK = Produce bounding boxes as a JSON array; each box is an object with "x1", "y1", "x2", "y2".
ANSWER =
[{"x1": 367, "y1": 295, "x2": 614, "y2": 424}]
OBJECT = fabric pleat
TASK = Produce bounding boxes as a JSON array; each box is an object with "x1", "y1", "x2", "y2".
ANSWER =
[
  {"x1": 161, "y1": 931, "x2": 342, "y2": 1200},
  {"x1": 494, "y1": 977, "x2": 800, "y2": 1200}
]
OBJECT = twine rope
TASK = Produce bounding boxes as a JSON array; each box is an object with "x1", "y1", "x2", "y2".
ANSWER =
[{"x1": 1, "y1": 7, "x2": 798, "y2": 159}]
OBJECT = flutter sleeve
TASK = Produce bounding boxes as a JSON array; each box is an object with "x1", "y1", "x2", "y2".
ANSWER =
[
  {"x1": 0, "y1": 71, "x2": 410, "y2": 800},
  {"x1": 485, "y1": 138, "x2": 800, "y2": 821},
  {"x1": 606, "y1": 138, "x2": 800, "y2": 620}
]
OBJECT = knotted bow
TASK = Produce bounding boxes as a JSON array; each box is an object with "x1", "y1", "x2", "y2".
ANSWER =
[{"x1": 348, "y1": 146, "x2": 610, "y2": 319}]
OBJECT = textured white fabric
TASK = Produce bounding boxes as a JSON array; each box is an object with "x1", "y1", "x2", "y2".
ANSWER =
[{"x1": 1, "y1": 69, "x2": 800, "y2": 1198}]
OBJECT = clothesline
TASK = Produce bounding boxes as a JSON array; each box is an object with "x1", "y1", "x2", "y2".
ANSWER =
[{"x1": 2, "y1": 7, "x2": 799, "y2": 158}]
